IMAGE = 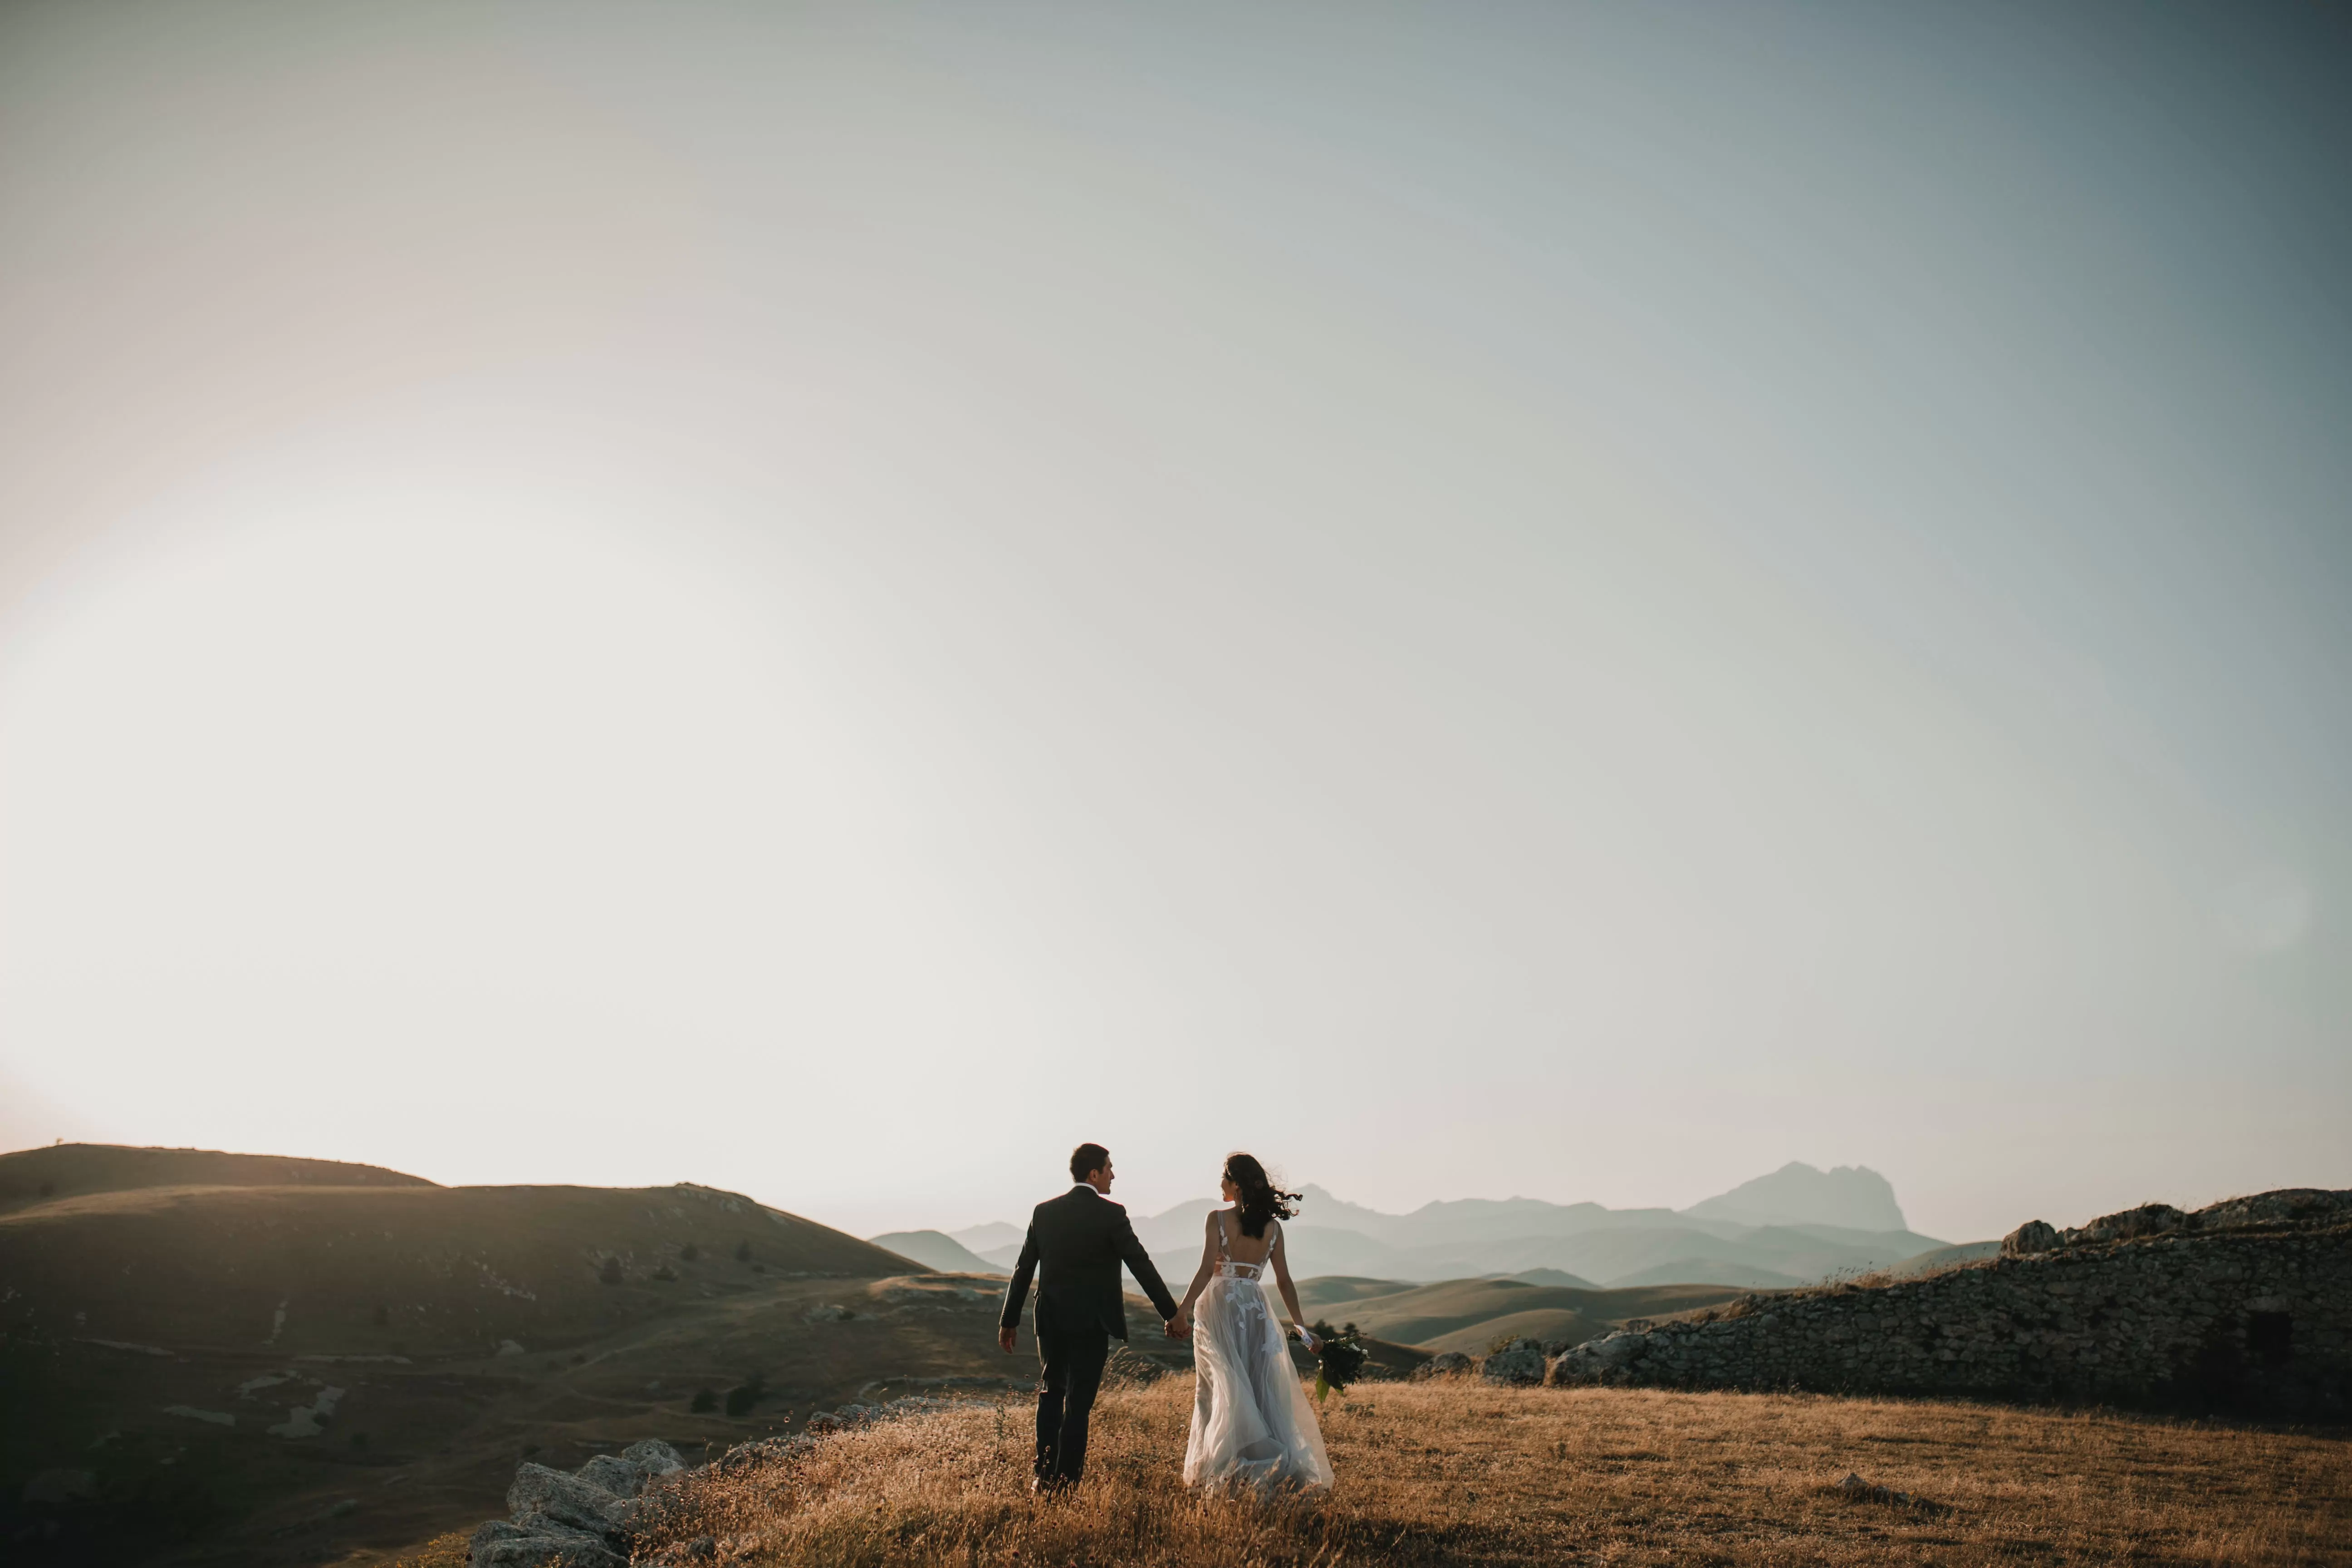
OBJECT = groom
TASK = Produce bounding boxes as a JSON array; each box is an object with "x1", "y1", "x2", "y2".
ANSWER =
[{"x1": 997, "y1": 1142, "x2": 1183, "y2": 1490}]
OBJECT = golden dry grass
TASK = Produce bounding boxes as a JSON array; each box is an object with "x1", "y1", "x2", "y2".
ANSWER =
[{"x1": 583, "y1": 1376, "x2": 2351, "y2": 1566}]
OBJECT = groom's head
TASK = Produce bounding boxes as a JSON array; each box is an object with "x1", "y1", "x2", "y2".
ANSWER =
[{"x1": 1070, "y1": 1142, "x2": 1112, "y2": 1192}]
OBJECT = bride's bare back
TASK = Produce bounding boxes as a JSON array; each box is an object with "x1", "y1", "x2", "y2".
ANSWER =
[{"x1": 1214, "y1": 1208, "x2": 1278, "y2": 1269}]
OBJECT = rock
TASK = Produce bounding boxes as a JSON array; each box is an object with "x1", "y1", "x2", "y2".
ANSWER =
[
  {"x1": 572, "y1": 1455, "x2": 647, "y2": 1497},
  {"x1": 1548, "y1": 1328, "x2": 1650, "y2": 1386},
  {"x1": 469, "y1": 1519, "x2": 626, "y2": 1568},
  {"x1": 802, "y1": 1303, "x2": 855, "y2": 1323},
  {"x1": 506, "y1": 1462, "x2": 625, "y2": 1533},
  {"x1": 2003, "y1": 1220, "x2": 2060, "y2": 1256},
  {"x1": 622, "y1": 1439, "x2": 685, "y2": 1479},
  {"x1": 1481, "y1": 1337, "x2": 1547, "y2": 1385},
  {"x1": 2075, "y1": 1203, "x2": 2187, "y2": 1243},
  {"x1": 1411, "y1": 1351, "x2": 1472, "y2": 1381},
  {"x1": 2199, "y1": 1189, "x2": 2352, "y2": 1231}
]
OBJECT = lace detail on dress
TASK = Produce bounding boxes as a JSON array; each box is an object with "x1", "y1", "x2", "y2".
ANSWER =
[{"x1": 1213, "y1": 1211, "x2": 1265, "y2": 1279}]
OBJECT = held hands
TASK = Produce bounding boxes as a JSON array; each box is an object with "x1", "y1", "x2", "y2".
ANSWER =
[{"x1": 1165, "y1": 1310, "x2": 1192, "y2": 1339}]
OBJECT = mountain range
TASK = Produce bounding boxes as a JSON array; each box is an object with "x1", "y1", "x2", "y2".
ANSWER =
[{"x1": 897, "y1": 1162, "x2": 1965, "y2": 1290}]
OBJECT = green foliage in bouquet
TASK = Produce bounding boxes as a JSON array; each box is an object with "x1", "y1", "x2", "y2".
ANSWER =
[{"x1": 1306, "y1": 1319, "x2": 1368, "y2": 1402}]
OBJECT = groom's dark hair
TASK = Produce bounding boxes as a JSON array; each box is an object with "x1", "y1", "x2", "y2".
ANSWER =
[{"x1": 1069, "y1": 1143, "x2": 1111, "y2": 1183}]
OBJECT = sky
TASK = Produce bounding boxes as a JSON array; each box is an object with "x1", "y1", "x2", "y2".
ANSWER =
[{"x1": 1, "y1": 1, "x2": 2346, "y2": 1247}]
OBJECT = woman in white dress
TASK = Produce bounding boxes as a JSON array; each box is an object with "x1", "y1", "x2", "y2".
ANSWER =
[{"x1": 1170, "y1": 1153, "x2": 1334, "y2": 1494}]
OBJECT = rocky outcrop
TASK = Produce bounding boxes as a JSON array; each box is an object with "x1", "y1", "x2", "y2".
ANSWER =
[
  {"x1": 1548, "y1": 1188, "x2": 2351, "y2": 1416},
  {"x1": 466, "y1": 1405, "x2": 951, "y2": 1565},
  {"x1": 1480, "y1": 1338, "x2": 1547, "y2": 1385},
  {"x1": 470, "y1": 1440, "x2": 685, "y2": 1567},
  {"x1": 2004, "y1": 1190, "x2": 2352, "y2": 1255}
]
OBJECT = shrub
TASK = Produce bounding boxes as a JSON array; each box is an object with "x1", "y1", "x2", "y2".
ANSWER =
[
  {"x1": 725, "y1": 1373, "x2": 767, "y2": 1417},
  {"x1": 734, "y1": 1241, "x2": 751, "y2": 1263},
  {"x1": 681, "y1": 1243, "x2": 700, "y2": 1262},
  {"x1": 599, "y1": 1256, "x2": 624, "y2": 1286},
  {"x1": 372, "y1": 1303, "x2": 390, "y2": 1327},
  {"x1": 653, "y1": 1264, "x2": 678, "y2": 1282},
  {"x1": 691, "y1": 1388, "x2": 717, "y2": 1413}
]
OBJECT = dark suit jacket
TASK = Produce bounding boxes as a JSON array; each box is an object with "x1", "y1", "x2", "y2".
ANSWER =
[{"x1": 998, "y1": 1185, "x2": 1180, "y2": 1340}]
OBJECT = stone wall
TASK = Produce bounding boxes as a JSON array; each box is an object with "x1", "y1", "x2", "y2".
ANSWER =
[{"x1": 1539, "y1": 1189, "x2": 2351, "y2": 1416}]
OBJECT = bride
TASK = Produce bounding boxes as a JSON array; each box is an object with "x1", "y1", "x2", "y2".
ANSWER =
[{"x1": 1171, "y1": 1153, "x2": 1334, "y2": 1494}]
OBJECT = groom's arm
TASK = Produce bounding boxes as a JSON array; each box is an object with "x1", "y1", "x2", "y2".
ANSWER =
[
  {"x1": 1113, "y1": 1211, "x2": 1181, "y2": 1323},
  {"x1": 998, "y1": 1220, "x2": 1040, "y2": 1345}
]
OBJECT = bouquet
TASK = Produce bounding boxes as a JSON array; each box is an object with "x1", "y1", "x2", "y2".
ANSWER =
[{"x1": 1301, "y1": 1319, "x2": 1368, "y2": 1402}]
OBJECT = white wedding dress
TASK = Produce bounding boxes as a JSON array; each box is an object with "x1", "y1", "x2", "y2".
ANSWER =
[{"x1": 1183, "y1": 1214, "x2": 1333, "y2": 1494}]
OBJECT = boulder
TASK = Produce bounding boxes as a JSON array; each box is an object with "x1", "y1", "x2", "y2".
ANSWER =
[
  {"x1": 2075, "y1": 1203, "x2": 2187, "y2": 1244},
  {"x1": 1548, "y1": 1328, "x2": 1650, "y2": 1386},
  {"x1": 469, "y1": 1519, "x2": 626, "y2": 1568},
  {"x1": 1411, "y1": 1351, "x2": 1472, "y2": 1381},
  {"x1": 1481, "y1": 1337, "x2": 1547, "y2": 1385},
  {"x1": 2002, "y1": 1220, "x2": 2060, "y2": 1256},
  {"x1": 572, "y1": 1456, "x2": 647, "y2": 1497},
  {"x1": 622, "y1": 1439, "x2": 686, "y2": 1480},
  {"x1": 506, "y1": 1462, "x2": 625, "y2": 1533}
]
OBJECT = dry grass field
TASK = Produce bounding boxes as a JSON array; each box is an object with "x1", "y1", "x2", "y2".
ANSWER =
[{"x1": 394, "y1": 1376, "x2": 2351, "y2": 1567}]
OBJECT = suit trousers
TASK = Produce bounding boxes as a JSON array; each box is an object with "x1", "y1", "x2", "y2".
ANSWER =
[{"x1": 1034, "y1": 1323, "x2": 1112, "y2": 1485}]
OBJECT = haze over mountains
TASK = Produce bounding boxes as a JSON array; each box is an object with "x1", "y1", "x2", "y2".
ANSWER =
[{"x1": 899, "y1": 1163, "x2": 1966, "y2": 1290}]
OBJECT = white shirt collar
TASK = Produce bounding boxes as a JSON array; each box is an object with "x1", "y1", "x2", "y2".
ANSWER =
[{"x1": 1071, "y1": 1182, "x2": 1100, "y2": 1195}]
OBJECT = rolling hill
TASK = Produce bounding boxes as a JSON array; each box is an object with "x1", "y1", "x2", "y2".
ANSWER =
[
  {"x1": 1292, "y1": 1276, "x2": 1747, "y2": 1355},
  {"x1": 867, "y1": 1229, "x2": 1007, "y2": 1275},
  {"x1": 2, "y1": 1143, "x2": 1332, "y2": 1567},
  {"x1": 0, "y1": 1143, "x2": 435, "y2": 1216}
]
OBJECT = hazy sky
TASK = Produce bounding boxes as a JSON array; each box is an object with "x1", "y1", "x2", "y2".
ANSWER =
[{"x1": 2, "y1": 2, "x2": 2346, "y2": 1246}]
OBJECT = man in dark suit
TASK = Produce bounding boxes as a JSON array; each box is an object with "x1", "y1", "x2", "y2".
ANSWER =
[{"x1": 997, "y1": 1142, "x2": 1183, "y2": 1490}]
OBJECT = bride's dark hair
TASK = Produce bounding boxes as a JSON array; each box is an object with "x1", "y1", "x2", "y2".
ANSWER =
[{"x1": 1223, "y1": 1152, "x2": 1301, "y2": 1240}]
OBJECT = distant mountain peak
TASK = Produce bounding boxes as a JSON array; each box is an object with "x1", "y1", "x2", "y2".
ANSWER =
[{"x1": 1682, "y1": 1163, "x2": 1907, "y2": 1233}]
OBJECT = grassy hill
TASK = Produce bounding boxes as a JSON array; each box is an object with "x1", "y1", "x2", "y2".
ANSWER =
[
  {"x1": 0, "y1": 1145, "x2": 1424, "y2": 1566},
  {"x1": 415, "y1": 1372, "x2": 2351, "y2": 1568},
  {"x1": 1295, "y1": 1275, "x2": 1746, "y2": 1353},
  {"x1": 0, "y1": 1142, "x2": 435, "y2": 1216}
]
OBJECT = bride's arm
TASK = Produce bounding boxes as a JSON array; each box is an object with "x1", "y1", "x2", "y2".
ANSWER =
[
  {"x1": 1175, "y1": 1212, "x2": 1219, "y2": 1328},
  {"x1": 1269, "y1": 1225, "x2": 1315, "y2": 1348}
]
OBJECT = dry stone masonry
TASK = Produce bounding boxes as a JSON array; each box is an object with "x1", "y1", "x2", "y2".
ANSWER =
[{"x1": 1539, "y1": 1187, "x2": 2350, "y2": 1415}]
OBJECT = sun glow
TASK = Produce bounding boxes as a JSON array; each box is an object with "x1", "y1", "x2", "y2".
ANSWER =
[{"x1": 0, "y1": 449, "x2": 957, "y2": 1180}]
